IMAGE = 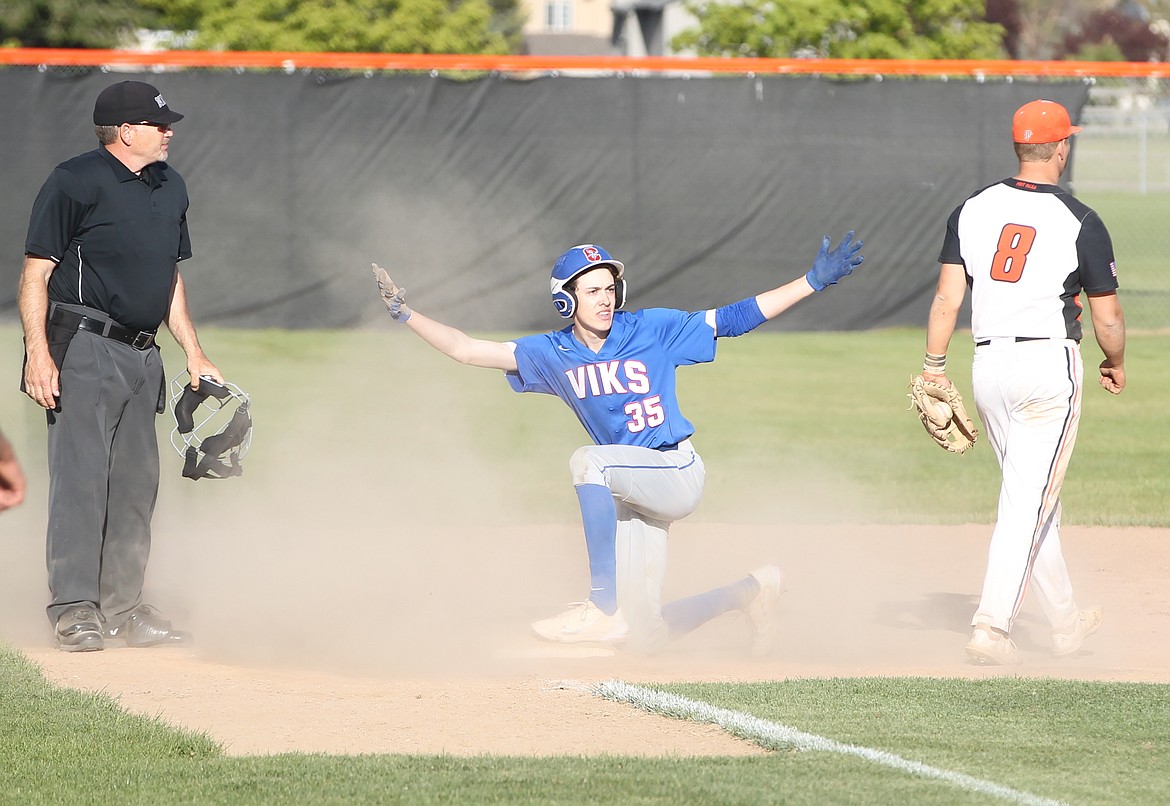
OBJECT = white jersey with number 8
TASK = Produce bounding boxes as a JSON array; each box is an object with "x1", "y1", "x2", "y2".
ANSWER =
[{"x1": 941, "y1": 178, "x2": 1118, "y2": 343}]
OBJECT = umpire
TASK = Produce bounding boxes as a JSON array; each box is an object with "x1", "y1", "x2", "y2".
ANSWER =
[{"x1": 18, "y1": 80, "x2": 220, "y2": 652}]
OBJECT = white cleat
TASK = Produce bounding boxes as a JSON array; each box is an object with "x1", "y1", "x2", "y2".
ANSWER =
[
  {"x1": 965, "y1": 623, "x2": 1021, "y2": 666},
  {"x1": 745, "y1": 565, "x2": 784, "y2": 657},
  {"x1": 1051, "y1": 606, "x2": 1103, "y2": 657},
  {"x1": 531, "y1": 601, "x2": 629, "y2": 644}
]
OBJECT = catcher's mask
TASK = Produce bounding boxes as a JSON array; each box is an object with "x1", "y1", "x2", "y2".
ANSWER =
[
  {"x1": 549, "y1": 244, "x2": 626, "y2": 319},
  {"x1": 168, "y1": 373, "x2": 252, "y2": 480}
]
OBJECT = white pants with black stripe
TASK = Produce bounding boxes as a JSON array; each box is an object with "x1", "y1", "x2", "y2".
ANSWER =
[{"x1": 970, "y1": 338, "x2": 1084, "y2": 634}]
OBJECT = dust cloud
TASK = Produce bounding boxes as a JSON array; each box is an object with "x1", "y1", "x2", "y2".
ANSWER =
[
  {"x1": 1, "y1": 325, "x2": 892, "y2": 677},
  {"x1": 3, "y1": 327, "x2": 1150, "y2": 683}
]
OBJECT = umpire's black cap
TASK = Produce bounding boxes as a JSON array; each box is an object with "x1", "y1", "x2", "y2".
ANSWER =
[{"x1": 93, "y1": 81, "x2": 185, "y2": 126}]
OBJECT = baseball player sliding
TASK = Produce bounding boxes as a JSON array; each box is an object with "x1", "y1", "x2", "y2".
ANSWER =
[
  {"x1": 921, "y1": 99, "x2": 1126, "y2": 665},
  {"x1": 372, "y1": 234, "x2": 863, "y2": 654}
]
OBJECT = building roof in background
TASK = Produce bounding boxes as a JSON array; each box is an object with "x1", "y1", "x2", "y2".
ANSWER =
[{"x1": 524, "y1": 33, "x2": 614, "y2": 56}]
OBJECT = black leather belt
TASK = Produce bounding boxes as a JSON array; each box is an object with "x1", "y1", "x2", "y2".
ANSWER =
[
  {"x1": 51, "y1": 307, "x2": 157, "y2": 350},
  {"x1": 975, "y1": 336, "x2": 1049, "y2": 347},
  {"x1": 655, "y1": 442, "x2": 681, "y2": 452}
]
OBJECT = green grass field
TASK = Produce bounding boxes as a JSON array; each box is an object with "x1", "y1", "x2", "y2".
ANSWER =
[
  {"x1": 3, "y1": 639, "x2": 1169, "y2": 805},
  {"x1": 4, "y1": 325, "x2": 1166, "y2": 527},
  {"x1": 3, "y1": 87, "x2": 1167, "y2": 806},
  {"x1": 2, "y1": 325, "x2": 1168, "y2": 804}
]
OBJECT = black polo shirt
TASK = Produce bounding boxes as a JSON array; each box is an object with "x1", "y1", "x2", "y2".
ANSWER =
[{"x1": 25, "y1": 147, "x2": 192, "y2": 332}]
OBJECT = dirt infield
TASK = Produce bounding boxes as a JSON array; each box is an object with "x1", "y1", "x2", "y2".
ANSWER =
[{"x1": 5, "y1": 523, "x2": 1169, "y2": 756}]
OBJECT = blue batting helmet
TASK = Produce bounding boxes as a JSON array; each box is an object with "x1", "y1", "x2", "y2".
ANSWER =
[{"x1": 549, "y1": 244, "x2": 626, "y2": 319}]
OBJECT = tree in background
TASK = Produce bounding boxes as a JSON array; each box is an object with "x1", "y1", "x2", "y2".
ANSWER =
[
  {"x1": 141, "y1": 0, "x2": 525, "y2": 54},
  {"x1": 2, "y1": 0, "x2": 526, "y2": 54},
  {"x1": 0, "y1": 0, "x2": 157, "y2": 48},
  {"x1": 985, "y1": 0, "x2": 1106, "y2": 60},
  {"x1": 984, "y1": 0, "x2": 1023, "y2": 58},
  {"x1": 672, "y1": 0, "x2": 1006, "y2": 59},
  {"x1": 1059, "y1": 3, "x2": 1170, "y2": 61},
  {"x1": 671, "y1": 0, "x2": 1170, "y2": 62},
  {"x1": 985, "y1": 0, "x2": 1170, "y2": 60}
]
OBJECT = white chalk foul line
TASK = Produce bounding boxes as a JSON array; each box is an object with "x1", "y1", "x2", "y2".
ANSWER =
[{"x1": 593, "y1": 680, "x2": 1067, "y2": 806}]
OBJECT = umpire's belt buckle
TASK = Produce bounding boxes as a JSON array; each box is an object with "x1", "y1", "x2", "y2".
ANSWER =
[{"x1": 50, "y1": 304, "x2": 156, "y2": 350}]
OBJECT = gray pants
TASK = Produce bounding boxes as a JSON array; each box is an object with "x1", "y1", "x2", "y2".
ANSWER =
[
  {"x1": 45, "y1": 327, "x2": 163, "y2": 627},
  {"x1": 570, "y1": 439, "x2": 706, "y2": 650}
]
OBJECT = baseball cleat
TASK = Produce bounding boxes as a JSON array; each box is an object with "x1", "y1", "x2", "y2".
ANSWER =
[
  {"x1": 1051, "y1": 606, "x2": 1103, "y2": 657},
  {"x1": 745, "y1": 565, "x2": 784, "y2": 657},
  {"x1": 965, "y1": 623, "x2": 1021, "y2": 666},
  {"x1": 531, "y1": 601, "x2": 629, "y2": 644}
]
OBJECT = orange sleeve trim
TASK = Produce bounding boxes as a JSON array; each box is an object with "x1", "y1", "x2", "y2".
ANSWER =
[{"x1": 2, "y1": 48, "x2": 1170, "y2": 77}]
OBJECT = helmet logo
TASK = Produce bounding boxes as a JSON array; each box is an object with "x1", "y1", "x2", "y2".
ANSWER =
[{"x1": 550, "y1": 243, "x2": 625, "y2": 319}]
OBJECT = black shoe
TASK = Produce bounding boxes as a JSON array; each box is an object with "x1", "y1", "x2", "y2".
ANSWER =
[
  {"x1": 106, "y1": 605, "x2": 193, "y2": 648},
  {"x1": 55, "y1": 606, "x2": 105, "y2": 652}
]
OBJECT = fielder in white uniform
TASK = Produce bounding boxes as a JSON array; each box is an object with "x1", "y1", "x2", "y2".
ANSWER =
[{"x1": 922, "y1": 99, "x2": 1127, "y2": 665}]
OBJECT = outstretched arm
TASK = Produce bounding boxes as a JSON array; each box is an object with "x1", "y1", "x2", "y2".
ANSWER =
[
  {"x1": 713, "y1": 231, "x2": 865, "y2": 337},
  {"x1": 372, "y1": 264, "x2": 518, "y2": 371},
  {"x1": 754, "y1": 275, "x2": 818, "y2": 320}
]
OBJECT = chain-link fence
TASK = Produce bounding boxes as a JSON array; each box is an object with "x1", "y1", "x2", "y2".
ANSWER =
[{"x1": 1075, "y1": 78, "x2": 1170, "y2": 331}]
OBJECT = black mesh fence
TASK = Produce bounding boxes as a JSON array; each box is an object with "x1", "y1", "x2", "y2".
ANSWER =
[{"x1": 1, "y1": 64, "x2": 1161, "y2": 331}]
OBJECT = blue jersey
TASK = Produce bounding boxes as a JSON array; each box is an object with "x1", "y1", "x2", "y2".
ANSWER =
[{"x1": 506, "y1": 308, "x2": 716, "y2": 449}]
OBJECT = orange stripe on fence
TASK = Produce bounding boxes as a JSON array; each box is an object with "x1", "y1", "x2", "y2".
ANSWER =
[{"x1": 2, "y1": 48, "x2": 1170, "y2": 77}]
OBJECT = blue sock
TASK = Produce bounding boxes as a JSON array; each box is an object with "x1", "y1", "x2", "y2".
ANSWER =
[
  {"x1": 662, "y1": 576, "x2": 758, "y2": 639},
  {"x1": 576, "y1": 483, "x2": 618, "y2": 615}
]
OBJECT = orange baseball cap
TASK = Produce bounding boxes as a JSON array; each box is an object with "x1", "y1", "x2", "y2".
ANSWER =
[{"x1": 1012, "y1": 100, "x2": 1082, "y2": 144}]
